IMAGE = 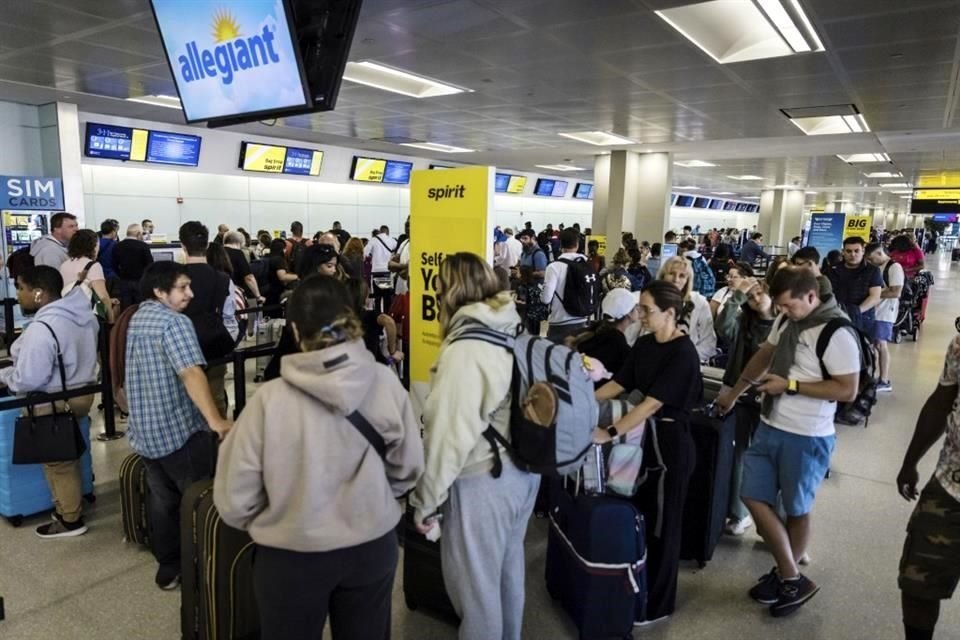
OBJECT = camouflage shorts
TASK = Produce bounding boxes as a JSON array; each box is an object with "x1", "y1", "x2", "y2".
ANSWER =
[{"x1": 898, "y1": 479, "x2": 960, "y2": 600}]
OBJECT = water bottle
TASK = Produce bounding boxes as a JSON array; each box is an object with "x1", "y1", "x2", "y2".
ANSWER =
[{"x1": 582, "y1": 444, "x2": 606, "y2": 495}]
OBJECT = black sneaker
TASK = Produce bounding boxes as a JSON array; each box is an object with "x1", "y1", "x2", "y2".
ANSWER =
[
  {"x1": 35, "y1": 516, "x2": 87, "y2": 539},
  {"x1": 748, "y1": 567, "x2": 780, "y2": 604},
  {"x1": 156, "y1": 566, "x2": 181, "y2": 591},
  {"x1": 770, "y1": 574, "x2": 820, "y2": 617}
]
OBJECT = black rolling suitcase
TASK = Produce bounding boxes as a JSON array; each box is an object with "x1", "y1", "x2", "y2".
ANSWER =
[
  {"x1": 545, "y1": 476, "x2": 647, "y2": 639},
  {"x1": 401, "y1": 511, "x2": 459, "y2": 623},
  {"x1": 180, "y1": 479, "x2": 259, "y2": 640},
  {"x1": 680, "y1": 406, "x2": 735, "y2": 567},
  {"x1": 119, "y1": 453, "x2": 150, "y2": 545}
]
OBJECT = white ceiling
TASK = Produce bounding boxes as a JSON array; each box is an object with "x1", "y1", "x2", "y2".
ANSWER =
[{"x1": 2, "y1": 0, "x2": 960, "y2": 212}]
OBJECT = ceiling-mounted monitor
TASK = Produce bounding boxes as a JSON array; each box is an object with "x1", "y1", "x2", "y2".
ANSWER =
[
  {"x1": 723, "y1": 201, "x2": 736, "y2": 211},
  {"x1": 239, "y1": 141, "x2": 322, "y2": 175},
  {"x1": 933, "y1": 213, "x2": 959, "y2": 222},
  {"x1": 747, "y1": 204, "x2": 759, "y2": 212},
  {"x1": 350, "y1": 156, "x2": 387, "y2": 183},
  {"x1": 534, "y1": 179, "x2": 556, "y2": 197},
  {"x1": 693, "y1": 197, "x2": 710, "y2": 208},
  {"x1": 495, "y1": 173, "x2": 511, "y2": 192},
  {"x1": 709, "y1": 199, "x2": 724, "y2": 210},
  {"x1": 551, "y1": 180, "x2": 568, "y2": 197},
  {"x1": 84, "y1": 122, "x2": 201, "y2": 167},
  {"x1": 382, "y1": 160, "x2": 413, "y2": 185},
  {"x1": 574, "y1": 183, "x2": 593, "y2": 199},
  {"x1": 507, "y1": 175, "x2": 527, "y2": 194},
  {"x1": 150, "y1": 0, "x2": 362, "y2": 127},
  {"x1": 676, "y1": 195, "x2": 695, "y2": 207}
]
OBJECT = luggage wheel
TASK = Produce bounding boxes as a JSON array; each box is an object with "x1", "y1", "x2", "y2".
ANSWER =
[
  {"x1": 83, "y1": 493, "x2": 96, "y2": 504},
  {"x1": 5, "y1": 515, "x2": 23, "y2": 528}
]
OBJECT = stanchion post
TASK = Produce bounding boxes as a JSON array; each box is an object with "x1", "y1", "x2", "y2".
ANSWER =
[
  {"x1": 97, "y1": 320, "x2": 124, "y2": 441},
  {"x1": 3, "y1": 298, "x2": 15, "y2": 348}
]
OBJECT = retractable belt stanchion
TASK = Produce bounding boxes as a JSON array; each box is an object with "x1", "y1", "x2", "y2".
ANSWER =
[{"x1": 96, "y1": 319, "x2": 123, "y2": 441}]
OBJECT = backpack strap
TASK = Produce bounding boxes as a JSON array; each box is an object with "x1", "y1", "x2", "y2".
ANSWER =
[
  {"x1": 814, "y1": 317, "x2": 857, "y2": 380},
  {"x1": 345, "y1": 411, "x2": 386, "y2": 460},
  {"x1": 375, "y1": 235, "x2": 395, "y2": 254}
]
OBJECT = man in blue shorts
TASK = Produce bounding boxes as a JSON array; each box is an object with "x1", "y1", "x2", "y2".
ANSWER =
[
  {"x1": 717, "y1": 267, "x2": 860, "y2": 617},
  {"x1": 866, "y1": 242, "x2": 903, "y2": 392}
]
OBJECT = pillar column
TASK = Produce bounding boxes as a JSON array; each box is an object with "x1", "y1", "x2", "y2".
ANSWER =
[
  {"x1": 592, "y1": 150, "x2": 673, "y2": 247},
  {"x1": 38, "y1": 102, "x2": 85, "y2": 224},
  {"x1": 758, "y1": 188, "x2": 804, "y2": 250},
  {"x1": 895, "y1": 212, "x2": 909, "y2": 228}
]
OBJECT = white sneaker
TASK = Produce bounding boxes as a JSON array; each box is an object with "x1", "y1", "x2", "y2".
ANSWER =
[
  {"x1": 799, "y1": 552, "x2": 812, "y2": 566},
  {"x1": 725, "y1": 515, "x2": 754, "y2": 536}
]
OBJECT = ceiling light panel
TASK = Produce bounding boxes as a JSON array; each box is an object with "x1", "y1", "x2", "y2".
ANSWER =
[
  {"x1": 399, "y1": 142, "x2": 475, "y2": 153},
  {"x1": 787, "y1": 113, "x2": 869, "y2": 136},
  {"x1": 713, "y1": 191, "x2": 736, "y2": 195},
  {"x1": 558, "y1": 131, "x2": 636, "y2": 146},
  {"x1": 675, "y1": 160, "x2": 717, "y2": 167},
  {"x1": 655, "y1": 0, "x2": 824, "y2": 65},
  {"x1": 880, "y1": 182, "x2": 911, "y2": 188},
  {"x1": 674, "y1": 185, "x2": 702, "y2": 190},
  {"x1": 864, "y1": 172, "x2": 902, "y2": 178},
  {"x1": 535, "y1": 164, "x2": 587, "y2": 172},
  {"x1": 342, "y1": 61, "x2": 470, "y2": 98},
  {"x1": 728, "y1": 175, "x2": 765, "y2": 180},
  {"x1": 837, "y1": 153, "x2": 891, "y2": 164},
  {"x1": 125, "y1": 94, "x2": 182, "y2": 109}
]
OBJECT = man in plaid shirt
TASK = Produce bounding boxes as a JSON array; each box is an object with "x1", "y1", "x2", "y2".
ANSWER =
[{"x1": 125, "y1": 261, "x2": 231, "y2": 590}]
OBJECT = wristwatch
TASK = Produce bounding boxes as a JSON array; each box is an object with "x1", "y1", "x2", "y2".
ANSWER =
[
  {"x1": 606, "y1": 425, "x2": 619, "y2": 440},
  {"x1": 786, "y1": 379, "x2": 799, "y2": 396}
]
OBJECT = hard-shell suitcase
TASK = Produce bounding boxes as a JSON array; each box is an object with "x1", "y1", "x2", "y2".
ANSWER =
[
  {"x1": 119, "y1": 452, "x2": 150, "y2": 545},
  {"x1": 401, "y1": 512, "x2": 459, "y2": 623},
  {"x1": 545, "y1": 478, "x2": 647, "y2": 639},
  {"x1": 0, "y1": 411, "x2": 94, "y2": 527},
  {"x1": 181, "y1": 479, "x2": 259, "y2": 640},
  {"x1": 679, "y1": 407, "x2": 735, "y2": 567}
]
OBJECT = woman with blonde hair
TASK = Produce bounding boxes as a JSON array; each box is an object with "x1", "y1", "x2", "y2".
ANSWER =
[
  {"x1": 215, "y1": 274, "x2": 424, "y2": 640},
  {"x1": 658, "y1": 256, "x2": 717, "y2": 362},
  {"x1": 410, "y1": 252, "x2": 539, "y2": 640}
]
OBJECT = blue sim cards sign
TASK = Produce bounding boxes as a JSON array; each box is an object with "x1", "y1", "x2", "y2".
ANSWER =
[
  {"x1": 151, "y1": 0, "x2": 309, "y2": 123},
  {"x1": 2, "y1": 177, "x2": 64, "y2": 210},
  {"x1": 806, "y1": 213, "x2": 846, "y2": 258}
]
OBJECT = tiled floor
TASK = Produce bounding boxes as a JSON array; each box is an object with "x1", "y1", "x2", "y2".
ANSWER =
[{"x1": 2, "y1": 255, "x2": 960, "y2": 639}]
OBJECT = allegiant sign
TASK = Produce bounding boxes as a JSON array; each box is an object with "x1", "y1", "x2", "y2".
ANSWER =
[
  {"x1": 1, "y1": 177, "x2": 64, "y2": 210},
  {"x1": 151, "y1": 0, "x2": 309, "y2": 123}
]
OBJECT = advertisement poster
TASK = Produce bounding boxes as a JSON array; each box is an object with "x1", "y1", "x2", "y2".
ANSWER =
[
  {"x1": 1, "y1": 177, "x2": 64, "y2": 211},
  {"x1": 806, "y1": 213, "x2": 846, "y2": 257},
  {"x1": 842, "y1": 215, "x2": 872, "y2": 242},
  {"x1": 586, "y1": 235, "x2": 607, "y2": 257},
  {"x1": 409, "y1": 166, "x2": 494, "y2": 397}
]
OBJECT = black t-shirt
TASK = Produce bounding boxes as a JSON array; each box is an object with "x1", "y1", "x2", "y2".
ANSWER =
[
  {"x1": 579, "y1": 328, "x2": 629, "y2": 388},
  {"x1": 266, "y1": 255, "x2": 286, "y2": 306},
  {"x1": 112, "y1": 238, "x2": 154, "y2": 281},
  {"x1": 827, "y1": 262, "x2": 883, "y2": 310},
  {"x1": 613, "y1": 333, "x2": 702, "y2": 421},
  {"x1": 225, "y1": 247, "x2": 253, "y2": 293}
]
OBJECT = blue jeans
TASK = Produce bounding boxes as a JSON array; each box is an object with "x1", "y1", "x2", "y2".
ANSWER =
[{"x1": 143, "y1": 430, "x2": 215, "y2": 570}]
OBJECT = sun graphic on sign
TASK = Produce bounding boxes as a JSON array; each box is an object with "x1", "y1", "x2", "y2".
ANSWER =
[{"x1": 211, "y1": 8, "x2": 241, "y2": 43}]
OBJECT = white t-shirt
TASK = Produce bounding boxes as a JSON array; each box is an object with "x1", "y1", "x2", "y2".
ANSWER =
[
  {"x1": 59, "y1": 258, "x2": 105, "y2": 299},
  {"x1": 363, "y1": 234, "x2": 397, "y2": 273},
  {"x1": 876, "y1": 260, "x2": 904, "y2": 323},
  {"x1": 763, "y1": 317, "x2": 861, "y2": 438},
  {"x1": 541, "y1": 253, "x2": 589, "y2": 325},
  {"x1": 935, "y1": 337, "x2": 960, "y2": 502},
  {"x1": 503, "y1": 236, "x2": 523, "y2": 269},
  {"x1": 394, "y1": 238, "x2": 411, "y2": 295}
]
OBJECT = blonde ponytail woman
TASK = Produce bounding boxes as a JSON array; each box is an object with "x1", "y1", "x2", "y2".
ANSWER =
[
  {"x1": 658, "y1": 256, "x2": 717, "y2": 362},
  {"x1": 410, "y1": 252, "x2": 539, "y2": 640}
]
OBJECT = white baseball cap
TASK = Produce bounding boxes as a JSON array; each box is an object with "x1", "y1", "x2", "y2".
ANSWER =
[{"x1": 601, "y1": 288, "x2": 637, "y2": 320}]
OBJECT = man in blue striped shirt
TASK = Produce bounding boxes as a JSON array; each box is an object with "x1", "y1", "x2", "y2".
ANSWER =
[{"x1": 125, "y1": 261, "x2": 231, "y2": 590}]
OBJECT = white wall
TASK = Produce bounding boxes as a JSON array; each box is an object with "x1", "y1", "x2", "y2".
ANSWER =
[{"x1": 0, "y1": 101, "x2": 45, "y2": 176}]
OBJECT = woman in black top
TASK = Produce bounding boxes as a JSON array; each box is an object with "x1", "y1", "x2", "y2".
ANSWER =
[
  {"x1": 570, "y1": 288, "x2": 639, "y2": 386},
  {"x1": 595, "y1": 280, "x2": 702, "y2": 623}
]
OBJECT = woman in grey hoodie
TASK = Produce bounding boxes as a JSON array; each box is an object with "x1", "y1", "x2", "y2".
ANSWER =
[
  {"x1": 410, "y1": 252, "x2": 540, "y2": 640},
  {"x1": 214, "y1": 274, "x2": 424, "y2": 640}
]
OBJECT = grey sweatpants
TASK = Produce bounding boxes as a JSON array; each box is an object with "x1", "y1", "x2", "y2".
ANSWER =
[{"x1": 441, "y1": 458, "x2": 540, "y2": 640}]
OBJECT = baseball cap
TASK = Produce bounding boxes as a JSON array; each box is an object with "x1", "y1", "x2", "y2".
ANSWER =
[{"x1": 601, "y1": 288, "x2": 637, "y2": 321}]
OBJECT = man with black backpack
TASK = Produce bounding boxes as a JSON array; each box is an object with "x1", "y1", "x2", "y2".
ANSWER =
[
  {"x1": 541, "y1": 228, "x2": 598, "y2": 344},
  {"x1": 179, "y1": 222, "x2": 236, "y2": 419},
  {"x1": 865, "y1": 242, "x2": 904, "y2": 393},
  {"x1": 716, "y1": 267, "x2": 860, "y2": 618},
  {"x1": 285, "y1": 221, "x2": 311, "y2": 274}
]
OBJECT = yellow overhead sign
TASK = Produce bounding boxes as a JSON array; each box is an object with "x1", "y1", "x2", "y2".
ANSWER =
[
  {"x1": 913, "y1": 189, "x2": 960, "y2": 201},
  {"x1": 916, "y1": 173, "x2": 960, "y2": 188}
]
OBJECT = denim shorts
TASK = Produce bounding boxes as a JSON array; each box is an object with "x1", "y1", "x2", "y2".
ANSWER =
[
  {"x1": 873, "y1": 320, "x2": 895, "y2": 343},
  {"x1": 740, "y1": 421, "x2": 835, "y2": 517}
]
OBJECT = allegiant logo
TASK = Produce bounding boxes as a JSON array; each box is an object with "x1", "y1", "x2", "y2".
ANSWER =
[{"x1": 176, "y1": 9, "x2": 280, "y2": 86}]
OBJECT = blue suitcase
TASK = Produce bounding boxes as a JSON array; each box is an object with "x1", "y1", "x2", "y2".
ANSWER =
[
  {"x1": 546, "y1": 478, "x2": 647, "y2": 639},
  {"x1": 0, "y1": 409, "x2": 95, "y2": 526}
]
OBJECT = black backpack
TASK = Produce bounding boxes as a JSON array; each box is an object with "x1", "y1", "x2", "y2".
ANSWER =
[
  {"x1": 815, "y1": 317, "x2": 878, "y2": 426},
  {"x1": 559, "y1": 257, "x2": 599, "y2": 317},
  {"x1": 249, "y1": 259, "x2": 271, "y2": 297},
  {"x1": 883, "y1": 261, "x2": 914, "y2": 304},
  {"x1": 185, "y1": 268, "x2": 235, "y2": 361},
  {"x1": 7, "y1": 246, "x2": 34, "y2": 281}
]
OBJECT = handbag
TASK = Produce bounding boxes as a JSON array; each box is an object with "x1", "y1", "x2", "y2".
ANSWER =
[{"x1": 12, "y1": 322, "x2": 88, "y2": 465}]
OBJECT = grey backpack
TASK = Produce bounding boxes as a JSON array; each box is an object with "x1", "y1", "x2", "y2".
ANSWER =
[{"x1": 451, "y1": 324, "x2": 598, "y2": 477}]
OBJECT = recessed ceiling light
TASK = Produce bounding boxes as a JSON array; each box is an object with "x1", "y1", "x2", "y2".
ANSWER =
[
  {"x1": 535, "y1": 164, "x2": 587, "y2": 172},
  {"x1": 864, "y1": 171, "x2": 902, "y2": 178},
  {"x1": 880, "y1": 182, "x2": 911, "y2": 188},
  {"x1": 805, "y1": 191, "x2": 818, "y2": 194},
  {"x1": 125, "y1": 94, "x2": 182, "y2": 109},
  {"x1": 728, "y1": 175, "x2": 765, "y2": 180},
  {"x1": 655, "y1": 0, "x2": 824, "y2": 65},
  {"x1": 713, "y1": 191, "x2": 736, "y2": 195},
  {"x1": 889, "y1": 190, "x2": 913, "y2": 194},
  {"x1": 674, "y1": 160, "x2": 717, "y2": 167},
  {"x1": 674, "y1": 185, "x2": 702, "y2": 190},
  {"x1": 399, "y1": 141, "x2": 475, "y2": 153},
  {"x1": 558, "y1": 131, "x2": 636, "y2": 146},
  {"x1": 837, "y1": 153, "x2": 891, "y2": 164},
  {"x1": 787, "y1": 113, "x2": 870, "y2": 135},
  {"x1": 744, "y1": 196, "x2": 761, "y2": 200},
  {"x1": 342, "y1": 61, "x2": 471, "y2": 98}
]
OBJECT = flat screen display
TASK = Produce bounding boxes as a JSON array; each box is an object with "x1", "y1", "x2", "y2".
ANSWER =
[
  {"x1": 675, "y1": 195, "x2": 694, "y2": 207},
  {"x1": 145, "y1": 130, "x2": 201, "y2": 166},
  {"x1": 551, "y1": 180, "x2": 568, "y2": 197},
  {"x1": 241, "y1": 142, "x2": 287, "y2": 173},
  {"x1": 534, "y1": 179, "x2": 555, "y2": 196},
  {"x1": 507, "y1": 175, "x2": 527, "y2": 194},
  {"x1": 736, "y1": 203, "x2": 749, "y2": 212},
  {"x1": 933, "y1": 214, "x2": 959, "y2": 222},
  {"x1": 495, "y1": 173, "x2": 511, "y2": 192},
  {"x1": 723, "y1": 201, "x2": 736, "y2": 211},
  {"x1": 383, "y1": 160, "x2": 413, "y2": 185},
  {"x1": 912, "y1": 189, "x2": 960, "y2": 214},
  {"x1": 693, "y1": 197, "x2": 710, "y2": 208},
  {"x1": 574, "y1": 183, "x2": 593, "y2": 199},
  {"x1": 709, "y1": 199, "x2": 724, "y2": 210},
  {"x1": 85, "y1": 123, "x2": 148, "y2": 162},
  {"x1": 747, "y1": 204, "x2": 759, "y2": 213},
  {"x1": 351, "y1": 156, "x2": 387, "y2": 183},
  {"x1": 150, "y1": 0, "x2": 310, "y2": 123},
  {"x1": 283, "y1": 147, "x2": 322, "y2": 176}
]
